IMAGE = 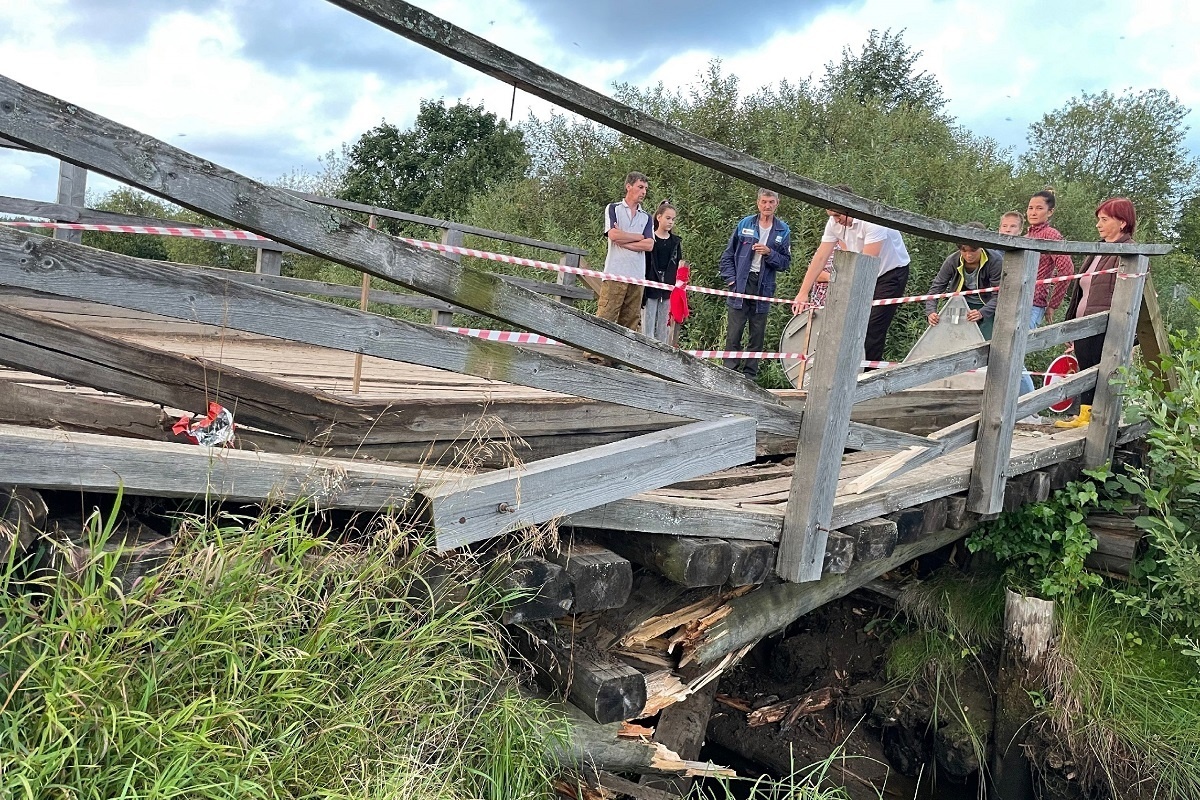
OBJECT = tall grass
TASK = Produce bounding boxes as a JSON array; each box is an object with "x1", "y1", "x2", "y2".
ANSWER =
[
  {"x1": 0, "y1": 504, "x2": 567, "y2": 799},
  {"x1": 1046, "y1": 593, "x2": 1200, "y2": 799}
]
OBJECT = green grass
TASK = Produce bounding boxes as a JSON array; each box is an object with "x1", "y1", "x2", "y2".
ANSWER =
[
  {"x1": 0, "y1": 504, "x2": 567, "y2": 800},
  {"x1": 1047, "y1": 593, "x2": 1200, "y2": 799}
]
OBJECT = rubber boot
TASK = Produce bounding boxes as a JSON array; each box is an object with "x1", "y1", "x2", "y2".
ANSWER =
[{"x1": 1054, "y1": 404, "x2": 1092, "y2": 429}]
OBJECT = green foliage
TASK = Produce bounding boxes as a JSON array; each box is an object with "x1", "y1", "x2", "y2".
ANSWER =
[
  {"x1": 82, "y1": 188, "x2": 175, "y2": 260},
  {"x1": 820, "y1": 28, "x2": 946, "y2": 113},
  {"x1": 340, "y1": 100, "x2": 528, "y2": 232},
  {"x1": 0, "y1": 505, "x2": 565, "y2": 799},
  {"x1": 1023, "y1": 89, "x2": 1200, "y2": 238},
  {"x1": 1047, "y1": 593, "x2": 1200, "y2": 798},
  {"x1": 1114, "y1": 322, "x2": 1200, "y2": 636},
  {"x1": 966, "y1": 471, "x2": 1114, "y2": 598}
]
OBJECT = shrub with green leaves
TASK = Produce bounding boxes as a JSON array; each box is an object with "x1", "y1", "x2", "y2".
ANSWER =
[
  {"x1": 0, "y1": 505, "x2": 566, "y2": 800},
  {"x1": 965, "y1": 472, "x2": 1109, "y2": 599},
  {"x1": 1117, "y1": 318, "x2": 1200, "y2": 637}
]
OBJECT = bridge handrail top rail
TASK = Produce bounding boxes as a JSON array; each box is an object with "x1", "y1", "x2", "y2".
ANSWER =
[
  {"x1": 341, "y1": 1, "x2": 1171, "y2": 259},
  {"x1": 286, "y1": 191, "x2": 589, "y2": 256}
]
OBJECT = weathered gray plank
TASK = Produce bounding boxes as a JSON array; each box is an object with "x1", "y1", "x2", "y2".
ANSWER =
[
  {"x1": 1026, "y1": 313, "x2": 1109, "y2": 353},
  {"x1": 968, "y1": 249, "x2": 1039, "y2": 514},
  {"x1": 419, "y1": 416, "x2": 757, "y2": 551},
  {"x1": 53, "y1": 162, "x2": 86, "y2": 244},
  {"x1": 1084, "y1": 255, "x2": 1148, "y2": 468},
  {"x1": 854, "y1": 342, "x2": 990, "y2": 404},
  {"x1": 0, "y1": 422, "x2": 424, "y2": 509},
  {"x1": 843, "y1": 422, "x2": 937, "y2": 453},
  {"x1": 565, "y1": 496, "x2": 784, "y2": 543},
  {"x1": 255, "y1": 247, "x2": 282, "y2": 276},
  {"x1": 0, "y1": 230, "x2": 803, "y2": 438},
  {"x1": 0, "y1": 75, "x2": 774, "y2": 404},
  {"x1": 778, "y1": 250, "x2": 881, "y2": 582},
  {"x1": 325, "y1": 1, "x2": 1169, "y2": 258},
  {"x1": 1135, "y1": 274, "x2": 1176, "y2": 391}
]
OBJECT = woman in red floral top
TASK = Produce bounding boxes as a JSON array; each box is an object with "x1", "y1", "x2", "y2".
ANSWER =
[{"x1": 1024, "y1": 189, "x2": 1075, "y2": 327}]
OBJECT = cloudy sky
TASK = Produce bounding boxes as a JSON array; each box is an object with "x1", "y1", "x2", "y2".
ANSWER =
[{"x1": 2, "y1": 0, "x2": 1198, "y2": 206}]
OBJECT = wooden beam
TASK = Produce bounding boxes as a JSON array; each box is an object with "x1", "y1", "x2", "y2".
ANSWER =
[
  {"x1": 511, "y1": 622, "x2": 647, "y2": 724},
  {"x1": 681, "y1": 519, "x2": 979, "y2": 668},
  {"x1": 778, "y1": 250, "x2": 880, "y2": 583},
  {"x1": 1135, "y1": 273, "x2": 1176, "y2": 391},
  {"x1": 0, "y1": 230, "x2": 803, "y2": 439},
  {"x1": 1027, "y1": 313, "x2": 1109, "y2": 353},
  {"x1": 0, "y1": 75, "x2": 776, "y2": 404},
  {"x1": 1084, "y1": 255, "x2": 1148, "y2": 468},
  {"x1": 418, "y1": 416, "x2": 757, "y2": 551},
  {"x1": 501, "y1": 557, "x2": 574, "y2": 624},
  {"x1": 0, "y1": 422, "x2": 424, "y2": 509},
  {"x1": 324, "y1": 1, "x2": 1170, "y2": 259},
  {"x1": 726, "y1": 540, "x2": 775, "y2": 587},
  {"x1": 854, "y1": 342, "x2": 989, "y2": 404},
  {"x1": 546, "y1": 537, "x2": 633, "y2": 614},
  {"x1": 582, "y1": 530, "x2": 733, "y2": 589},
  {"x1": 968, "y1": 249, "x2": 1039, "y2": 515},
  {"x1": 566, "y1": 496, "x2": 784, "y2": 543}
]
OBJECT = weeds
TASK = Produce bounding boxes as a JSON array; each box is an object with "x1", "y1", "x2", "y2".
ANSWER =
[{"x1": 0, "y1": 502, "x2": 567, "y2": 799}]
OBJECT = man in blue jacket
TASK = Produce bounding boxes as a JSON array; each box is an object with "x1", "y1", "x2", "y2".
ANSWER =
[{"x1": 718, "y1": 188, "x2": 791, "y2": 379}]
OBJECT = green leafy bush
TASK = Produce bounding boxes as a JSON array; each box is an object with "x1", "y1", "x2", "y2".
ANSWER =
[{"x1": 965, "y1": 472, "x2": 1111, "y2": 598}]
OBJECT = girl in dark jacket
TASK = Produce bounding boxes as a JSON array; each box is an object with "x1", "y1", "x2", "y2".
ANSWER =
[
  {"x1": 643, "y1": 200, "x2": 684, "y2": 344},
  {"x1": 1055, "y1": 197, "x2": 1138, "y2": 429}
]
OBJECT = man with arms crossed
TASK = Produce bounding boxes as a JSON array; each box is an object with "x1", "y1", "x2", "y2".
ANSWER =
[{"x1": 599, "y1": 171, "x2": 654, "y2": 338}]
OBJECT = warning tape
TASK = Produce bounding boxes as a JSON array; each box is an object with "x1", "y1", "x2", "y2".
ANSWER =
[
  {"x1": 3, "y1": 221, "x2": 1144, "y2": 312},
  {"x1": 437, "y1": 326, "x2": 808, "y2": 361}
]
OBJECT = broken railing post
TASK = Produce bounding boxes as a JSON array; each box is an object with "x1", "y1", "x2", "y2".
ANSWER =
[
  {"x1": 968, "y1": 249, "x2": 1039, "y2": 515},
  {"x1": 778, "y1": 250, "x2": 879, "y2": 583},
  {"x1": 53, "y1": 161, "x2": 86, "y2": 244}
]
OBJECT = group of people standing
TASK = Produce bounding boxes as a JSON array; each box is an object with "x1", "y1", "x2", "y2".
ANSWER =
[{"x1": 597, "y1": 171, "x2": 1139, "y2": 428}]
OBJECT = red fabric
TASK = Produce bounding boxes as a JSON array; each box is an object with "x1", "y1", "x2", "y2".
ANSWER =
[
  {"x1": 669, "y1": 263, "x2": 691, "y2": 324},
  {"x1": 1026, "y1": 222, "x2": 1075, "y2": 312}
]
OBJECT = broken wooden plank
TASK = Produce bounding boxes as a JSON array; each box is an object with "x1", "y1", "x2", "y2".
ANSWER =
[
  {"x1": 854, "y1": 342, "x2": 990, "y2": 404},
  {"x1": 0, "y1": 75, "x2": 776, "y2": 403},
  {"x1": 0, "y1": 231, "x2": 803, "y2": 440},
  {"x1": 419, "y1": 416, "x2": 756, "y2": 551}
]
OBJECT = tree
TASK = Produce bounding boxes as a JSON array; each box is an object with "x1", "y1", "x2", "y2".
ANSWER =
[
  {"x1": 339, "y1": 100, "x2": 528, "y2": 227},
  {"x1": 821, "y1": 29, "x2": 946, "y2": 113},
  {"x1": 1024, "y1": 89, "x2": 1200, "y2": 237}
]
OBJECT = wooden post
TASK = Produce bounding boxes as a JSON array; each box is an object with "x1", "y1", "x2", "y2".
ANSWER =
[
  {"x1": 255, "y1": 247, "x2": 283, "y2": 276},
  {"x1": 433, "y1": 227, "x2": 463, "y2": 326},
  {"x1": 1084, "y1": 255, "x2": 1149, "y2": 468},
  {"x1": 53, "y1": 161, "x2": 86, "y2": 244},
  {"x1": 968, "y1": 249, "x2": 1039, "y2": 515},
  {"x1": 352, "y1": 215, "x2": 376, "y2": 394},
  {"x1": 558, "y1": 253, "x2": 581, "y2": 306},
  {"x1": 778, "y1": 250, "x2": 880, "y2": 583},
  {"x1": 1136, "y1": 273, "x2": 1176, "y2": 391},
  {"x1": 991, "y1": 589, "x2": 1055, "y2": 800}
]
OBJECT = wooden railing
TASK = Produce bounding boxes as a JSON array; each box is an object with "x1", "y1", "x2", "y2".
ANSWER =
[{"x1": 0, "y1": 2, "x2": 1172, "y2": 576}]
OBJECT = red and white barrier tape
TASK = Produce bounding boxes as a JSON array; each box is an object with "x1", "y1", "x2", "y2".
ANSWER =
[
  {"x1": 2, "y1": 220, "x2": 272, "y2": 241},
  {"x1": 3, "y1": 221, "x2": 1145, "y2": 311}
]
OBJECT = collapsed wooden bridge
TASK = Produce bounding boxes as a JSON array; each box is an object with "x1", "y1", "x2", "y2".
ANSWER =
[{"x1": 0, "y1": 0, "x2": 1174, "y2": 785}]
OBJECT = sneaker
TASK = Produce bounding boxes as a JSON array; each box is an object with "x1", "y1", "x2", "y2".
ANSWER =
[{"x1": 1018, "y1": 414, "x2": 1047, "y2": 425}]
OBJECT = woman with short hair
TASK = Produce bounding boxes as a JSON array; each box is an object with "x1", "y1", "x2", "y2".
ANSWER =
[{"x1": 1055, "y1": 197, "x2": 1138, "y2": 429}]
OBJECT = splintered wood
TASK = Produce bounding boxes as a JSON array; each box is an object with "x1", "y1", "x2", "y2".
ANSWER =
[{"x1": 745, "y1": 686, "x2": 838, "y2": 729}]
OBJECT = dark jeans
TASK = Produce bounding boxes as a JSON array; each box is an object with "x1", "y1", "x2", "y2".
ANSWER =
[
  {"x1": 725, "y1": 272, "x2": 769, "y2": 378},
  {"x1": 1075, "y1": 332, "x2": 1105, "y2": 405},
  {"x1": 865, "y1": 264, "x2": 910, "y2": 363}
]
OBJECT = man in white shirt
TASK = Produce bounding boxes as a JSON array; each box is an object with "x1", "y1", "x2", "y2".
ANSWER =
[{"x1": 792, "y1": 185, "x2": 910, "y2": 363}]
